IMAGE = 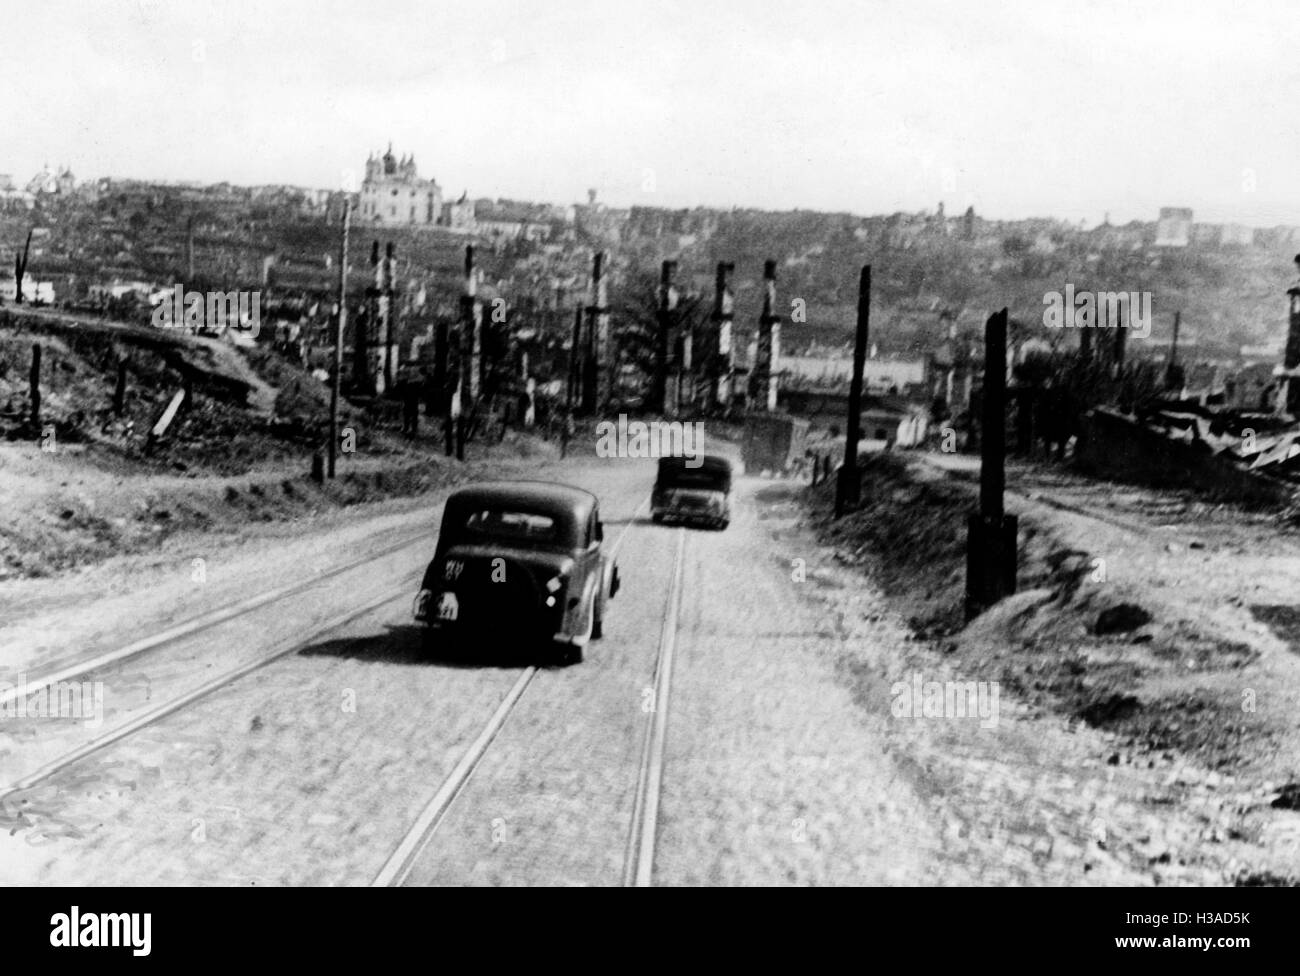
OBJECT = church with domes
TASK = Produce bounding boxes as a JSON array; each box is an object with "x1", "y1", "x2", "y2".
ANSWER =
[{"x1": 359, "y1": 144, "x2": 442, "y2": 226}]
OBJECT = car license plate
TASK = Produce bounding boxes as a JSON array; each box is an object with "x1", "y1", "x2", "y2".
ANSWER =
[{"x1": 436, "y1": 592, "x2": 459, "y2": 621}]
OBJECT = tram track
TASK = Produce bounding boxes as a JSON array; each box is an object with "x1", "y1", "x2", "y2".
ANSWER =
[{"x1": 369, "y1": 500, "x2": 682, "y2": 888}]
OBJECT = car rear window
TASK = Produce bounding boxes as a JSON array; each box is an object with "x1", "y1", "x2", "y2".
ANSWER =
[
  {"x1": 461, "y1": 508, "x2": 559, "y2": 543},
  {"x1": 657, "y1": 461, "x2": 730, "y2": 490}
]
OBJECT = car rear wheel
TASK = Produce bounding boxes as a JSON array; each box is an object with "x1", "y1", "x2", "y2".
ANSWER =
[
  {"x1": 425, "y1": 628, "x2": 464, "y2": 662},
  {"x1": 421, "y1": 626, "x2": 439, "y2": 657},
  {"x1": 559, "y1": 593, "x2": 595, "y2": 665}
]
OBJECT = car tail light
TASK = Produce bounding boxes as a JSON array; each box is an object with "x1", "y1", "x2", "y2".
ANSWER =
[
  {"x1": 545, "y1": 575, "x2": 563, "y2": 608},
  {"x1": 412, "y1": 589, "x2": 432, "y2": 621}
]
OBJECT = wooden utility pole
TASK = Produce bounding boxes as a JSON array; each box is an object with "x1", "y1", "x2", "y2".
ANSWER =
[
  {"x1": 442, "y1": 310, "x2": 456, "y2": 458},
  {"x1": 433, "y1": 313, "x2": 450, "y2": 438},
  {"x1": 1112, "y1": 295, "x2": 1128, "y2": 371},
  {"x1": 353, "y1": 241, "x2": 377, "y2": 396},
  {"x1": 1285, "y1": 268, "x2": 1300, "y2": 414},
  {"x1": 752, "y1": 259, "x2": 782, "y2": 411},
  {"x1": 709, "y1": 262, "x2": 735, "y2": 409},
  {"x1": 677, "y1": 295, "x2": 694, "y2": 412},
  {"x1": 653, "y1": 260, "x2": 678, "y2": 414},
  {"x1": 29, "y1": 342, "x2": 41, "y2": 428},
  {"x1": 456, "y1": 245, "x2": 480, "y2": 459},
  {"x1": 582, "y1": 251, "x2": 608, "y2": 414},
  {"x1": 965, "y1": 308, "x2": 1019, "y2": 620},
  {"x1": 568, "y1": 304, "x2": 583, "y2": 411},
  {"x1": 1165, "y1": 310, "x2": 1181, "y2": 390},
  {"x1": 979, "y1": 310, "x2": 1007, "y2": 518},
  {"x1": 113, "y1": 355, "x2": 128, "y2": 417},
  {"x1": 328, "y1": 199, "x2": 350, "y2": 478},
  {"x1": 15, "y1": 230, "x2": 33, "y2": 305},
  {"x1": 381, "y1": 242, "x2": 397, "y2": 394},
  {"x1": 835, "y1": 266, "x2": 870, "y2": 517},
  {"x1": 461, "y1": 245, "x2": 481, "y2": 402}
]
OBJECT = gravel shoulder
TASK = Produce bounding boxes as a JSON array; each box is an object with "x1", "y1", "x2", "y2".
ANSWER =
[{"x1": 805, "y1": 450, "x2": 1300, "y2": 885}]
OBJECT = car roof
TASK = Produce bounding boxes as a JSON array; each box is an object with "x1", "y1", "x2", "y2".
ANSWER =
[
  {"x1": 446, "y1": 480, "x2": 599, "y2": 515},
  {"x1": 657, "y1": 454, "x2": 732, "y2": 474}
]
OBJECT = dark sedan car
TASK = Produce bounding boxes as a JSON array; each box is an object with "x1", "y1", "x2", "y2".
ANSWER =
[
  {"x1": 413, "y1": 482, "x2": 620, "y2": 664},
  {"x1": 651, "y1": 454, "x2": 733, "y2": 529}
]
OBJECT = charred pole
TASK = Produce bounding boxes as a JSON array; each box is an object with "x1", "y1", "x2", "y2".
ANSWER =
[
  {"x1": 980, "y1": 309, "x2": 1007, "y2": 519},
  {"x1": 456, "y1": 244, "x2": 481, "y2": 459},
  {"x1": 354, "y1": 241, "x2": 377, "y2": 396},
  {"x1": 1285, "y1": 257, "x2": 1300, "y2": 414},
  {"x1": 113, "y1": 355, "x2": 128, "y2": 417},
  {"x1": 582, "y1": 251, "x2": 609, "y2": 415},
  {"x1": 569, "y1": 304, "x2": 583, "y2": 411},
  {"x1": 381, "y1": 242, "x2": 397, "y2": 394},
  {"x1": 677, "y1": 290, "x2": 694, "y2": 412},
  {"x1": 1112, "y1": 294, "x2": 1128, "y2": 371},
  {"x1": 14, "y1": 229, "x2": 32, "y2": 305},
  {"x1": 964, "y1": 307, "x2": 1019, "y2": 620},
  {"x1": 710, "y1": 261, "x2": 735, "y2": 409},
  {"x1": 328, "y1": 198, "x2": 349, "y2": 479},
  {"x1": 653, "y1": 260, "x2": 679, "y2": 414},
  {"x1": 835, "y1": 266, "x2": 870, "y2": 517},
  {"x1": 1165, "y1": 310, "x2": 1181, "y2": 390},
  {"x1": 29, "y1": 342, "x2": 41, "y2": 429},
  {"x1": 751, "y1": 259, "x2": 782, "y2": 412}
]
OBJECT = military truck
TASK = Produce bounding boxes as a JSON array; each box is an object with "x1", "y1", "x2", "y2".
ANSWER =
[{"x1": 741, "y1": 413, "x2": 809, "y2": 475}]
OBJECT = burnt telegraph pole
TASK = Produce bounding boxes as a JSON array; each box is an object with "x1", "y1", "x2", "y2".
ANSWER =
[
  {"x1": 328, "y1": 198, "x2": 349, "y2": 478},
  {"x1": 653, "y1": 260, "x2": 678, "y2": 414},
  {"x1": 1165, "y1": 309, "x2": 1182, "y2": 390},
  {"x1": 354, "y1": 242, "x2": 378, "y2": 397},
  {"x1": 965, "y1": 307, "x2": 1019, "y2": 620},
  {"x1": 582, "y1": 251, "x2": 609, "y2": 415},
  {"x1": 1283, "y1": 258, "x2": 1300, "y2": 414},
  {"x1": 380, "y1": 242, "x2": 397, "y2": 394},
  {"x1": 751, "y1": 259, "x2": 782, "y2": 412},
  {"x1": 456, "y1": 244, "x2": 482, "y2": 460},
  {"x1": 568, "y1": 304, "x2": 583, "y2": 411},
  {"x1": 835, "y1": 265, "x2": 870, "y2": 517},
  {"x1": 710, "y1": 262, "x2": 735, "y2": 410}
]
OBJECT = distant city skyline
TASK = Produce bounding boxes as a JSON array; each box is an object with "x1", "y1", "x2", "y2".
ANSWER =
[{"x1": 4, "y1": 0, "x2": 1298, "y2": 228}]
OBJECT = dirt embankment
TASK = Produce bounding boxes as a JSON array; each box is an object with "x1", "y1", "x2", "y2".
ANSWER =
[
  {"x1": 1, "y1": 428, "x2": 566, "y2": 581},
  {"x1": 0, "y1": 307, "x2": 567, "y2": 580},
  {"x1": 805, "y1": 453, "x2": 1300, "y2": 884},
  {"x1": 0, "y1": 308, "x2": 333, "y2": 467}
]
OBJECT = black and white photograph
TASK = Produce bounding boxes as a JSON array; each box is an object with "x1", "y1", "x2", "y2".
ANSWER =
[{"x1": 0, "y1": 0, "x2": 1292, "y2": 949}]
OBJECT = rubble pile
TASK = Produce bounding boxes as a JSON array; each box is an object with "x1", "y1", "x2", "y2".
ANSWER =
[{"x1": 1137, "y1": 399, "x2": 1300, "y2": 485}]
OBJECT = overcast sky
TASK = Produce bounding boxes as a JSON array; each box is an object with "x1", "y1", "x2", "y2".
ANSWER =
[{"x1": 4, "y1": 0, "x2": 1296, "y2": 226}]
